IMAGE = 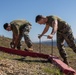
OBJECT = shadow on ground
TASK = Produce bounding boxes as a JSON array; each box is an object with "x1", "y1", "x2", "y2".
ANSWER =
[{"x1": 13, "y1": 57, "x2": 50, "y2": 63}]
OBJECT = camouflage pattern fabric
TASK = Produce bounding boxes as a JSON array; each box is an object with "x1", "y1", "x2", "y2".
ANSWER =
[
  {"x1": 57, "y1": 25, "x2": 76, "y2": 60},
  {"x1": 10, "y1": 20, "x2": 31, "y2": 36},
  {"x1": 18, "y1": 24, "x2": 32, "y2": 48},
  {"x1": 10, "y1": 20, "x2": 32, "y2": 48},
  {"x1": 46, "y1": 15, "x2": 76, "y2": 60}
]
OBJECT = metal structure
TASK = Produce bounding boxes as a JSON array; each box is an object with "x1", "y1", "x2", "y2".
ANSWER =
[{"x1": 0, "y1": 46, "x2": 76, "y2": 75}]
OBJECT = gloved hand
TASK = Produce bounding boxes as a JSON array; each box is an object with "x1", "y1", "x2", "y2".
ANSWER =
[{"x1": 10, "y1": 42, "x2": 15, "y2": 49}]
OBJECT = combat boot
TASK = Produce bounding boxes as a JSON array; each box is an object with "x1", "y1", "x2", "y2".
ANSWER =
[{"x1": 24, "y1": 48, "x2": 33, "y2": 52}]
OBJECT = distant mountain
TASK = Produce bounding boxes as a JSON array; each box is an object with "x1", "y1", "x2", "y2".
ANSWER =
[
  {"x1": 41, "y1": 40, "x2": 57, "y2": 46},
  {"x1": 36, "y1": 39, "x2": 76, "y2": 46}
]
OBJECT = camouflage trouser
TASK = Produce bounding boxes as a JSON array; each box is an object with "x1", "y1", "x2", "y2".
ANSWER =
[
  {"x1": 17, "y1": 24, "x2": 32, "y2": 49},
  {"x1": 57, "y1": 26, "x2": 76, "y2": 60}
]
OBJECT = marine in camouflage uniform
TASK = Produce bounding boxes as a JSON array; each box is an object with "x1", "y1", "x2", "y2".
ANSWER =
[
  {"x1": 4, "y1": 20, "x2": 33, "y2": 51},
  {"x1": 35, "y1": 15, "x2": 76, "y2": 64},
  {"x1": 46, "y1": 16, "x2": 76, "y2": 60}
]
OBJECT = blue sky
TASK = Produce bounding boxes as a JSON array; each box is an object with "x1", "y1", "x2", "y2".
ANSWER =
[{"x1": 0, "y1": 0, "x2": 76, "y2": 42}]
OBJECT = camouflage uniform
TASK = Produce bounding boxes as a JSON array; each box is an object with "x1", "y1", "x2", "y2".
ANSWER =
[
  {"x1": 46, "y1": 15, "x2": 76, "y2": 61},
  {"x1": 10, "y1": 20, "x2": 32, "y2": 49}
]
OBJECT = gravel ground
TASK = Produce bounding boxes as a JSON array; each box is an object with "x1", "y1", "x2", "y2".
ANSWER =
[{"x1": 0, "y1": 58, "x2": 54, "y2": 75}]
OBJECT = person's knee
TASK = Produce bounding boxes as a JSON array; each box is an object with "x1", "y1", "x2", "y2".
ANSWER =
[{"x1": 27, "y1": 42, "x2": 32, "y2": 48}]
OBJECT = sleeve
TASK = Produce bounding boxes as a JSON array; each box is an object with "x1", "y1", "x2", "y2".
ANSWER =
[{"x1": 51, "y1": 16, "x2": 57, "y2": 22}]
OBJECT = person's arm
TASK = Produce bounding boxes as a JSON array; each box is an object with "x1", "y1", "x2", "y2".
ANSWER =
[
  {"x1": 51, "y1": 19, "x2": 58, "y2": 35},
  {"x1": 11, "y1": 29, "x2": 19, "y2": 48},
  {"x1": 11, "y1": 24, "x2": 18, "y2": 43},
  {"x1": 12, "y1": 33, "x2": 15, "y2": 43},
  {"x1": 47, "y1": 20, "x2": 58, "y2": 39},
  {"x1": 14, "y1": 34, "x2": 19, "y2": 47},
  {"x1": 38, "y1": 25, "x2": 50, "y2": 38},
  {"x1": 11, "y1": 23, "x2": 20, "y2": 48},
  {"x1": 10, "y1": 33, "x2": 19, "y2": 49}
]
